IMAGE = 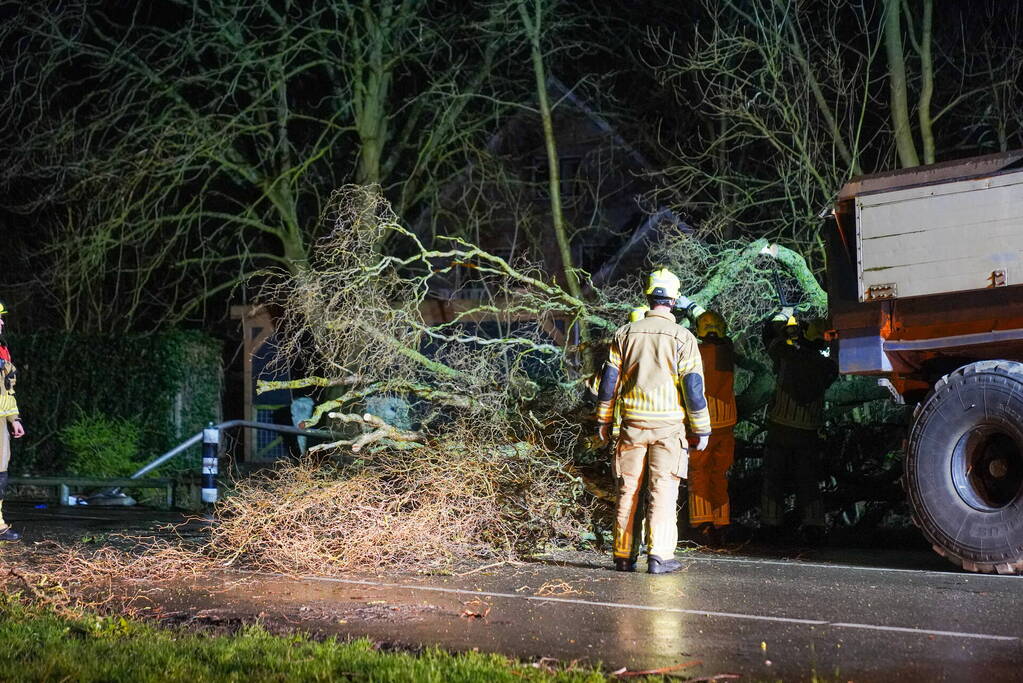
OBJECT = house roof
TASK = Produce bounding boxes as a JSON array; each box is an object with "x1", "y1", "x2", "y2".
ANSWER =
[
  {"x1": 546, "y1": 76, "x2": 653, "y2": 171},
  {"x1": 590, "y1": 207, "x2": 692, "y2": 288}
]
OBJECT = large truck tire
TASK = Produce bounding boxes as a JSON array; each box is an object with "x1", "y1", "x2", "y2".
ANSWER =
[{"x1": 905, "y1": 360, "x2": 1023, "y2": 574}]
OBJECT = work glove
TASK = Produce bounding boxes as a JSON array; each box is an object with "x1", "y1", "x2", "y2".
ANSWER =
[
  {"x1": 675, "y1": 295, "x2": 706, "y2": 320},
  {"x1": 597, "y1": 423, "x2": 611, "y2": 444},
  {"x1": 693, "y1": 434, "x2": 709, "y2": 451}
]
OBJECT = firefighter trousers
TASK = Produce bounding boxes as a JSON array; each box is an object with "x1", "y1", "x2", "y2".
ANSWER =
[
  {"x1": 761, "y1": 423, "x2": 824, "y2": 528},
  {"x1": 688, "y1": 428, "x2": 734, "y2": 527},
  {"x1": 0, "y1": 425, "x2": 9, "y2": 530},
  {"x1": 613, "y1": 422, "x2": 687, "y2": 560}
]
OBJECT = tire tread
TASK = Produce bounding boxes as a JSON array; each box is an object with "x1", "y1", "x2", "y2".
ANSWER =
[{"x1": 907, "y1": 360, "x2": 1023, "y2": 575}]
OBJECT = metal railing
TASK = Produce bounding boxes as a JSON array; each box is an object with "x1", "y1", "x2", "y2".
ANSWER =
[{"x1": 122, "y1": 420, "x2": 340, "y2": 507}]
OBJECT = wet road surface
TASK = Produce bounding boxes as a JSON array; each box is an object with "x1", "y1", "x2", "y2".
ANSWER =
[{"x1": 6, "y1": 503, "x2": 1023, "y2": 680}]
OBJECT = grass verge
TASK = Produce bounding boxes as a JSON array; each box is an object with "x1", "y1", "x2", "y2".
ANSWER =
[{"x1": 0, "y1": 595, "x2": 635, "y2": 683}]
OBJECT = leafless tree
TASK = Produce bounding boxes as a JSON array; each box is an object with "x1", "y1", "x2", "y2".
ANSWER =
[
  {"x1": 646, "y1": 0, "x2": 1019, "y2": 268},
  {"x1": 0, "y1": 0, "x2": 518, "y2": 331}
]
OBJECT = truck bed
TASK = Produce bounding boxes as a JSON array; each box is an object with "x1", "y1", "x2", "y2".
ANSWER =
[{"x1": 856, "y1": 171, "x2": 1023, "y2": 301}]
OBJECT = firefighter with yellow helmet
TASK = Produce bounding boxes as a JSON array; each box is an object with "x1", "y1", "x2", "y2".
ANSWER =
[
  {"x1": 761, "y1": 310, "x2": 837, "y2": 544},
  {"x1": 586, "y1": 304, "x2": 653, "y2": 561},
  {"x1": 596, "y1": 268, "x2": 710, "y2": 574},
  {"x1": 0, "y1": 302, "x2": 25, "y2": 542},
  {"x1": 685, "y1": 309, "x2": 737, "y2": 546}
]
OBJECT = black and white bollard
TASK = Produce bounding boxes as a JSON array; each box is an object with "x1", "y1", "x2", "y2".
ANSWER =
[{"x1": 201, "y1": 423, "x2": 220, "y2": 513}]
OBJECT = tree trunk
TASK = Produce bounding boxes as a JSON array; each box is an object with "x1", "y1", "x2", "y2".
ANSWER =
[
  {"x1": 915, "y1": 0, "x2": 935, "y2": 164},
  {"x1": 883, "y1": 0, "x2": 920, "y2": 168},
  {"x1": 354, "y1": 2, "x2": 396, "y2": 186},
  {"x1": 519, "y1": 0, "x2": 579, "y2": 301}
]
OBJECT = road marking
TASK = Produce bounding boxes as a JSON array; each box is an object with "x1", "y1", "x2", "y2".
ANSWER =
[
  {"x1": 281, "y1": 573, "x2": 1019, "y2": 643},
  {"x1": 830, "y1": 622, "x2": 1018, "y2": 641},
  {"x1": 680, "y1": 553, "x2": 1022, "y2": 580}
]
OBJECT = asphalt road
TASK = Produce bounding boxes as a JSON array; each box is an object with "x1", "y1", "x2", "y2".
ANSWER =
[
  {"x1": 6, "y1": 503, "x2": 1023, "y2": 681},
  {"x1": 218, "y1": 554, "x2": 1022, "y2": 681}
]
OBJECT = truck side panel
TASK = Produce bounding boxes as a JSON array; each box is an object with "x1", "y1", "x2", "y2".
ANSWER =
[{"x1": 856, "y1": 171, "x2": 1023, "y2": 301}]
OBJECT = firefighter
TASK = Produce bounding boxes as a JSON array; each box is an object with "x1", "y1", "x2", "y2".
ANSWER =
[
  {"x1": 596, "y1": 269, "x2": 711, "y2": 574},
  {"x1": 629, "y1": 305, "x2": 649, "y2": 323},
  {"x1": 0, "y1": 302, "x2": 25, "y2": 542},
  {"x1": 686, "y1": 310, "x2": 737, "y2": 546},
  {"x1": 760, "y1": 311, "x2": 837, "y2": 544},
  {"x1": 587, "y1": 304, "x2": 653, "y2": 559}
]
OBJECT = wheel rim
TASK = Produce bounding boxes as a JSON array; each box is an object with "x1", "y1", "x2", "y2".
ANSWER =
[{"x1": 951, "y1": 426, "x2": 1023, "y2": 511}]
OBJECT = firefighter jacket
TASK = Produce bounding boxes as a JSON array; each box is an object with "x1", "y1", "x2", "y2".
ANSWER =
[
  {"x1": 699, "y1": 338, "x2": 737, "y2": 430},
  {"x1": 595, "y1": 309, "x2": 711, "y2": 435},
  {"x1": 766, "y1": 337, "x2": 837, "y2": 431},
  {"x1": 0, "y1": 344, "x2": 18, "y2": 424}
]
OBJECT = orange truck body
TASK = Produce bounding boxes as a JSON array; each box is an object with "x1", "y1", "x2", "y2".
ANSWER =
[{"x1": 825, "y1": 150, "x2": 1023, "y2": 402}]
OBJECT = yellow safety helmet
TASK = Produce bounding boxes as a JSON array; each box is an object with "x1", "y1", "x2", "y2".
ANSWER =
[
  {"x1": 629, "y1": 305, "x2": 649, "y2": 323},
  {"x1": 782, "y1": 314, "x2": 801, "y2": 345},
  {"x1": 645, "y1": 268, "x2": 681, "y2": 300},
  {"x1": 0, "y1": 302, "x2": 7, "y2": 316},
  {"x1": 697, "y1": 311, "x2": 727, "y2": 338}
]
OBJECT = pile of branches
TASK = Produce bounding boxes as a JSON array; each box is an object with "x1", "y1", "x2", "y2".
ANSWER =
[
  {"x1": 225, "y1": 187, "x2": 622, "y2": 570},
  {"x1": 209, "y1": 442, "x2": 586, "y2": 573}
]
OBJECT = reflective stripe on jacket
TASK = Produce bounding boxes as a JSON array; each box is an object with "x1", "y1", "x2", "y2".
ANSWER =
[
  {"x1": 0, "y1": 344, "x2": 17, "y2": 422},
  {"x1": 766, "y1": 339, "x2": 836, "y2": 431},
  {"x1": 699, "y1": 339, "x2": 737, "y2": 429},
  {"x1": 596, "y1": 309, "x2": 711, "y2": 434}
]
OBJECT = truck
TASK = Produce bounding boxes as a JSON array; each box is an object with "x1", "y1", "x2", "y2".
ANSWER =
[{"x1": 825, "y1": 149, "x2": 1023, "y2": 574}]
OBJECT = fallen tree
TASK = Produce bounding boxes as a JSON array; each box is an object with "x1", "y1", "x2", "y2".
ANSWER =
[{"x1": 188, "y1": 185, "x2": 873, "y2": 570}]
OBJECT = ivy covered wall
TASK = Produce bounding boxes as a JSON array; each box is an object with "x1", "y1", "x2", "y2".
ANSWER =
[{"x1": 2, "y1": 330, "x2": 222, "y2": 475}]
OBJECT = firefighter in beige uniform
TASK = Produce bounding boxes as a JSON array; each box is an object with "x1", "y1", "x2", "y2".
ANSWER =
[
  {"x1": 596, "y1": 269, "x2": 711, "y2": 574},
  {"x1": 0, "y1": 302, "x2": 25, "y2": 542}
]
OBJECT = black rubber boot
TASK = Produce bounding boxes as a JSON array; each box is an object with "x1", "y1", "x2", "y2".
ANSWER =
[
  {"x1": 647, "y1": 555, "x2": 683, "y2": 574},
  {"x1": 0, "y1": 471, "x2": 15, "y2": 541},
  {"x1": 614, "y1": 557, "x2": 637, "y2": 572}
]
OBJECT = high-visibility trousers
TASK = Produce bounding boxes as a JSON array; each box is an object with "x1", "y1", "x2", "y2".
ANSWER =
[
  {"x1": 687, "y1": 428, "x2": 734, "y2": 527},
  {"x1": 613, "y1": 422, "x2": 687, "y2": 560},
  {"x1": 0, "y1": 425, "x2": 9, "y2": 530},
  {"x1": 0, "y1": 423, "x2": 9, "y2": 472}
]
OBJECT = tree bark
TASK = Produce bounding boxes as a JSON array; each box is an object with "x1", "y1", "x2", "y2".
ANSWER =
[
  {"x1": 914, "y1": 0, "x2": 935, "y2": 164},
  {"x1": 883, "y1": 0, "x2": 920, "y2": 167},
  {"x1": 518, "y1": 0, "x2": 580, "y2": 301}
]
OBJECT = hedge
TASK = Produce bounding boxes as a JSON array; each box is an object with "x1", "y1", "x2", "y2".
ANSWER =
[{"x1": 2, "y1": 330, "x2": 222, "y2": 476}]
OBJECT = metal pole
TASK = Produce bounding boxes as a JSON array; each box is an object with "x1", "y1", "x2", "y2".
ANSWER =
[
  {"x1": 130, "y1": 431, "x2": 203, "y2": 480},
  {"x1": 201, "y1": 423, "x2": 220, "y2": 510},
  {"x1": 128, "y1": 420, "x2": 338, "y2": 482}
]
